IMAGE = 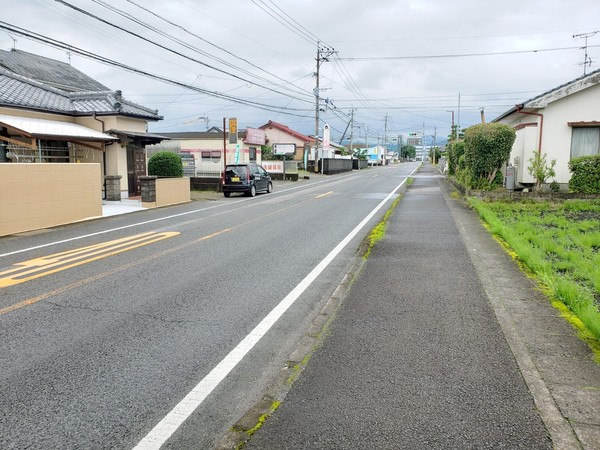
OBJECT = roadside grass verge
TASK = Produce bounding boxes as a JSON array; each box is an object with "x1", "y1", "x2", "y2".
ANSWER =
[
  {"x1": 363, "y1": 178, "x2": 412, "y2": 260},
  {"x1": 468, "y1": 198, "x2": 600, "y2": 352}
]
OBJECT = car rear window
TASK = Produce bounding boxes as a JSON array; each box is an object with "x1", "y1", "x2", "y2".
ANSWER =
[{"x1": 225, "y1": 165, "x2": 248, "y2": 178}]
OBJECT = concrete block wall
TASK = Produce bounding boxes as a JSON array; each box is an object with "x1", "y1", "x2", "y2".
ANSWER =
[{"x1": 0, "y1": 163, "x2": 102, "y2": 237}]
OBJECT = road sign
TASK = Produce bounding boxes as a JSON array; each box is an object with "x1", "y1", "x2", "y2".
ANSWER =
[{"x1": 273, "y1": 143, "x2": 296, "y2": 155}]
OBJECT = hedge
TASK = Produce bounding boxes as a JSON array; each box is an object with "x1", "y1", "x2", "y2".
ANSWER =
[
  {"x1": 148, "y1": 152, "x2": 183, "y2": 177},
  {"x1": 569, "y1": 155, "x2": 600, "y2": 194}
]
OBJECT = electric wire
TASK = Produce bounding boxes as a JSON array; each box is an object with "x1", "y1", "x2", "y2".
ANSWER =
[
  {"x1": 121, "y1": 0, "x2": 314, "y2": 100},
  {"x1": 0, "y1": 21, "x2": 314, "y2": 118},
  {"x1": 53, "y1": 0, "x2": 313, "y2": 103}
]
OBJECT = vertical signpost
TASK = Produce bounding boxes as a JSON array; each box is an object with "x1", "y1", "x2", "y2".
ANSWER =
[
  {"x1": 273, "y1": 143, "x2": 296, "y2": 181},
  {"x1": 322, "y1": 124, "x2": 330, "y2": 174},
  {"x1": 222, "y1": 118, "x2": 227, "y2": 176}
]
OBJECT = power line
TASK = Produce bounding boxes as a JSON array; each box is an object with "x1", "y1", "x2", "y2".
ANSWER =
[
  {"x1": 337, "y1": 45, "x2": 600, "y2": 61},
  {"x1": 0, "y1": 21, "x2": 314, "y2": 118},
  {"x1": 249, "y1": 0, "x2": 315, "y2": 46},
  {"x1": 53, "y1": 0, "x2": 313, "y2": 103},
  {"x1": 121, "y1": 0, "x2": 313, "y2": 100}
]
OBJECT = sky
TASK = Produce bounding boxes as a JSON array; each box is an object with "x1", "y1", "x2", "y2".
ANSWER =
[{"x1": 1, "y1": 0, "x2": 599, "y2": 146}]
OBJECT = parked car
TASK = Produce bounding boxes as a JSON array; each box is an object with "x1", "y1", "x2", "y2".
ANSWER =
[{"x1": 222, "y1": 163, "x2": 273, "y2": 197}]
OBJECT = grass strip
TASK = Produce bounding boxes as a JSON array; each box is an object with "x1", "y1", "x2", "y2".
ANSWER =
[{"x1": 468, "y1": 198, "x2": 600, "y2": 358}]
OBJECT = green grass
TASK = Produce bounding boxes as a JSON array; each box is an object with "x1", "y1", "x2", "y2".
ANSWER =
[{"x1": 468, "y1": 198, "x2": 600, "y2": 353}]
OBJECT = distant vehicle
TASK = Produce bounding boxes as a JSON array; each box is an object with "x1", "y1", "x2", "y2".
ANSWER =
[{"x1": 221, "y1": 163, "x2": 273, "y2": 197}]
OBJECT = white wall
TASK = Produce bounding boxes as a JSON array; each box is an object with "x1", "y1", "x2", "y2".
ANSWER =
[{"x1": 500, "y1": 83, "x2": 600, "y2": 185}]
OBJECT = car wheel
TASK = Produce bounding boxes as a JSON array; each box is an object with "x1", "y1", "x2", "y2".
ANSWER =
[
  {"x1": 267, "y1": 182, "x2": 273, "y2": 193},
  {"x1": 248, "y1": 185, "x2": 256, "y2": 197},
  {"x1": 223, "y1": 191, "x2": 230, "y2": 197}
]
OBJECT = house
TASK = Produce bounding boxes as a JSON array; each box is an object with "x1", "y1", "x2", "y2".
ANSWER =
[
  {"x1": 493, "y1": 69, "x2": 600, "y2": 189},
  {"x1": 158, "y1": 126, "x2": 266, "y2": 175},
  {"x1": 259, "y1": 120, "x2": 315, "y2": 164},
  {"x1": 0, "y1": 49, "x2": 166, "y2": 198}
]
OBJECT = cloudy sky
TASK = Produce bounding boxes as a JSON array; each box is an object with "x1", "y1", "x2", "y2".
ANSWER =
[{"x1": 1, "y1": 0, "x2": 599, "y2": 145}]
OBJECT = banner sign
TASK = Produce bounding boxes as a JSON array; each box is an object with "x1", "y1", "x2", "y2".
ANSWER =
[
  {"x1": 229, "y1": 117, "x2": 238, "y2": 144},
  {"x1": 323, "y1": 124, "x2": 331, "y2": 150}
]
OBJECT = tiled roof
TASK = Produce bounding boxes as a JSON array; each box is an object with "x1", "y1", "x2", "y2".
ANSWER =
[
  {"x1": 259, "y1": 120, "x2": 315, "y2": 143},
  {"x1": 0, "y1": 49, "x2": 108, "y2": 92},
  {"x1": 493, "y1": 67, "x2": 600, "y2": 122},
  {"x1": 0, "y1": 69, "x2": 161, "y2": 120}
]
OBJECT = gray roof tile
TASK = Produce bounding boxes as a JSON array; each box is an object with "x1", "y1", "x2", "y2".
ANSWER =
[{"x1": 0, "y1": 49, "x2": 108, "y2": 92}]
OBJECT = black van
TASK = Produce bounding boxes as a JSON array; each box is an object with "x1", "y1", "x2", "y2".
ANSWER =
[{"x1": 221, "y1": 163, "x2": 273, "y2": 197}]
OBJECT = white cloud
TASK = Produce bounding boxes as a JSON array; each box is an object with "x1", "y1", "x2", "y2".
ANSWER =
[{"x1": 1, "y1": 0, "x2": 599, "y2": 140}]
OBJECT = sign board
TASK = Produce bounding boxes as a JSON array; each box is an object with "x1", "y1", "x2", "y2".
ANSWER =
[
  {"x1": 245, "y1": 127, "x2": 266, "y2": 146},
  {"x1": 273, "y1": 143, "x2": 296, "y2": 155},
  {"x1": 323, "y1": 124, "x2": 331, "y2": 150},
  {"x1": 228, "y1": 117, "x2": 238, "y2": 144}
]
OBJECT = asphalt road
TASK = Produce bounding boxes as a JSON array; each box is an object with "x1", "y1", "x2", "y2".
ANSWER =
[{"x1": 0, "y1": 162, "x2": 419, "y2": 449}]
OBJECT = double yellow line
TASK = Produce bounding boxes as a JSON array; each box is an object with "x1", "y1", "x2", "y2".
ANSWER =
[{"x1": 0, "y1": 232, "x2": 179, "y2": 288}]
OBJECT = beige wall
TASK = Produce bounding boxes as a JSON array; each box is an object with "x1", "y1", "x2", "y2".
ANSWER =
[
  {"x1": 142, "y1": 177, "x2": 190, "y2": 208},
  {"x1": 262, "y1": 128, "x2": 310, "y2": 160},
  {"x1": 0, "y1": 163, "x2": 102, "y2": 237},
  {"x1": 175, "y1": 137, "x2": 262, "y2": 173}
]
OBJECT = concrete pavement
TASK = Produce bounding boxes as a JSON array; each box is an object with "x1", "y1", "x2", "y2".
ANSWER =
[{"x1": 230, "y1": 164, "x2": 600, "y2": 449}]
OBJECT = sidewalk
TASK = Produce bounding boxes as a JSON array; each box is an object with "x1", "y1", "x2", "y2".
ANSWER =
[
  {"x1": 237, "y1": 164, "x2": 600, "y2": 449},
  {"x1": 102, "y1": 198, "x2": 146, "y2": 217}
]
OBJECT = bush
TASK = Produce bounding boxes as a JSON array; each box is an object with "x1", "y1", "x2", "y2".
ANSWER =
[
  {"x1": 463, "y1": 123, "x2": 515, "y2": 189},
  {"x1": 569, "y1": 155, "x2": 600, "y2": 194},
  {"x1": 527, "y1": 151, "x2": 556, "y2": 192},
  {"x1": 148, "y1": 151, "x2": 183, "y2": 177},
  {"x1": 446, "y1": 140, "x2": 465, "y2": 176}
]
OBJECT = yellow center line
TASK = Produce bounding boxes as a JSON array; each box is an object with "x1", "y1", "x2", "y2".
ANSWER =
[
  {"x1": 1, "y1": 188, "x2": 332, "y2": 315},
  {"x1": 0, "y1": 232, "x2": 179, "y2": 288},
  {"x1": 315, "y1": 191, "x2": 334, "y2": 199}
]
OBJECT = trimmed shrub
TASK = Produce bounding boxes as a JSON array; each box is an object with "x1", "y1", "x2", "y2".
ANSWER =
[
  {"x1": 569, "y1": 155, "x2": 600, "y2": 194},
  {"x1": 463, "y1": 123, "x2": 515, "y2": 189},
  {"x1": 446, "y1": 140, "x2": 465, "y2": 176},
  {"x1": 148, "y1": 151, "x2": 183, "y2": 177}
]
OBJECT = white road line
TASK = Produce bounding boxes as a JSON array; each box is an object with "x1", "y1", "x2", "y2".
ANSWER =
[
  {"x1": 0, "y1": 177, "x2": 341, "y2": 259},
  {"x1": 133, "y1": 167, "x2": 417, "y2": 450}
]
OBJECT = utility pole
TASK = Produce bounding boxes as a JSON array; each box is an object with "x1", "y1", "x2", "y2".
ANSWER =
[
  {"x1": 432, "y1": 126, "x2": 437, "y2": 165},
  {"x1": 446, "y1": 110, "x2": 455, "y2": 140},
  {"x1": 573, "y1": 31, "x2": 598, "y2": 75},
  {"x1": 314, "y1": 43, "x2": 336, "y2": 173},
  {"x1": 422, "y1": 122, "x2": 425, "y2": 162},
  {"x1": 383, "y1": 114, "x2": 388, "y2": 165},
  {"x1": 349, "y1": 108, "x2": 354, "y2": 157},
  {"x1": 457, "y1": 93, "x2": 461, "y2": 140}
]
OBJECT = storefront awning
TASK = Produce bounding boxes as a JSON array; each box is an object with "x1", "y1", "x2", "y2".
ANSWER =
[
  {"x1": 107, "y1": 129, "x2": 170, "y2": 145},
  {"x1": 0, "y1": 114, "x2": 118, "y2": 142}
]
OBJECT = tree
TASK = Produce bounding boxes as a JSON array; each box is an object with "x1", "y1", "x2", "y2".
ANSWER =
[
  {"x1": 429, "y1": 146, "x2": 442, "y2": 163},
  {"x1": 353, "y1": 148, "x2": 368, "y2": 160},
  {"x1": 463, "y1": 123, "x2": 515, "y2": 189},
  {"x1": 400, "y1": 144, "x2": 416, "y2": 160},
  {"x1": 527, "y1": 151, "x2": 556, "y2": 192}
]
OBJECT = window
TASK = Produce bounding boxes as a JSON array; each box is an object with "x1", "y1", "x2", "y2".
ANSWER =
[
  {"x1": 201, "y1": 150, "x2": 221, "y2": 161},
  {"x1": 571, "y1": 127, "x2": 600, "y2": 158}
]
